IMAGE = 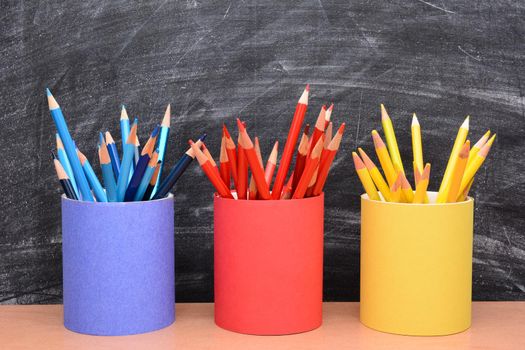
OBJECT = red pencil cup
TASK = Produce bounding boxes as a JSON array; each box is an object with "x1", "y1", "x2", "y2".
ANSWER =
[{"x1": 214, "y1": 193, "x2": 324, "y2": 335}]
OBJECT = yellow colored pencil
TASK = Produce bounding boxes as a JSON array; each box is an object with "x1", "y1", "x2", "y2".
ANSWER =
[
  {"x1": 381, "y1": 104, "x2": 404, "y2": 173},
  {"x1": 413, "y1": 163, "x2": 431, "y2": 204},
  {"x1": 389, "y1": 172, "x2": 403, "y2": 203},
  {"x1": 353, "y1": 152, "x2": 380, "y2": 201},
  {"x1": 371, "y1": 130, "x2": 397, "y2": 187},
  {"x1": 447, "y1": 141, "x2": 470, "y2": 202},
  {"x1": 457, "y1": 177, "x2": 475, "y2": 202},
  {"x1": 467, "y1": 130, "x2": 490, "y2": 167},
  {"x1": 359, "y1": 148, "x2": 391, "y2": 201},
  {"x1": 458, "y1": 134, "x2": 495, "y2": 195},
  {"x1": 413, "y1": 160, "x2": 429, "y2": 203},
  {"x1": 437, "y1": 116, "x2": 470, "y2": 203},
  {"x1": 399, "y1": 169, "x2": 415, "y2": 203},
  {"x1": 411, "y1": 113, "x2": 424, "y2": 173}
]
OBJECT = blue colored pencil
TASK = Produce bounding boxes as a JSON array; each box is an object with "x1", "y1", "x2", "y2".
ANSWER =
[
  {"x1": 116, "y1": 119, "x2": 138, "y2": 201},
  {"x1": 142, "y1": 161, "x2": 162, "y2": 200},
  {"x1": 120, "y1": 105, "x2": 134, "y2": 181},
  {"x1": 124, "y1": 126, "x2": 160, "y2": 201},
  {"x1": 133, "y1": 152, "x2": 159, "y2": 201},
  {"x1": 77, "y1": 149, "x2": 107, "y2": 202},
  {"x1": 151, "y1": 104, "x2": 171, "y2": 198},
  {"x1": 98, "y1": 140, "x2": 118, "y2": 202},
  {"x1": 56, "y1": 133, "x2": 79, "y2": 199},
  {"x1": 105, "y1": 131, "x2": 120, "y2": 181},
  {"x1": 47, "y1": 89, "x2": 93, "y2": 201},
  {"x1": 52, "y1": 152, "x2": 78, "y2": 200},
  {"x1": 152, "y1": 133, "x2": 207, "y2": 200}
]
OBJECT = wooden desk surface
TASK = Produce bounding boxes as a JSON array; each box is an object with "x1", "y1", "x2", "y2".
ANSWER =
[{"x1": 1, "y1": 302, "x2": 524, "y2": 349}]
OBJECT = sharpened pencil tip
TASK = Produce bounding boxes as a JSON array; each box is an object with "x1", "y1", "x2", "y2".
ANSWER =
[
  {"x1": 305, "y1": 84, "x2": 310, "y2": 91},
  {"x1": 411, "y1": 113, "x2": 419, "y2": 126},
  {"x1": 46, "y1": 88, "x2": 52, "y2": 96},
  {"x1": 461, "y1": 116, "x2": 470, "y2": 129},
  {"x1": 199, "y1": 133, "x2": 207, "y2": 141}
]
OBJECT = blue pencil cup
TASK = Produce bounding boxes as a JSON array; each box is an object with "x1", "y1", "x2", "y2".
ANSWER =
[{"x1": 61, "y1": 194, "x2": 175, "y2": 336}]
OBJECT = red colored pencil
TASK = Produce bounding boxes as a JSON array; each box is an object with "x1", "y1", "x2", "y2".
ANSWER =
[
  {"x1": 324, "y1": 103, "x2": 333, "y2": 129},
  {"x1": 236, "y1": 130, "x2": 248, "y2": 199},
  {"x1": 323, "y1": 122, "x2": 333, "y2": 150},
  {"x1": 313, "y1": 123, "x2": 345, "y2": 196},
  {"x1": 248, "y1": 137, "x2": 264, "y2": 200},
  {"x1": 307, "y1": 105, "x2": 326, "y2": 157},
  {"x1": 281, "y1": 171, "x2": 295, "y2": 199},
  {"x1": 264, "y1": 140, "x2": 279, "y2": 185},
  {"x1": 237, "y1": 120, "x2": 271, "y2": 200},
  {"x1": 305, "y1": 165, "x2": 319, "y2": 197},
  {"x1": 291, "y1": 124, "x2": 310, "y2": 192},
  {"x1": 191, "y1": 141, "x2": 233, "y2": 199},
  {"x1": 219, "y1": 135, "x2": 230, "y2": 188},
  {"x1": 223, "y1": 124, "x2": 239, "y2": 191},
  {"x1": 271, "y1": 85, "x2": 309, "y2": 199},
  {"x1": 292, "y1": 137, "x2": 323, "y2": 199}
]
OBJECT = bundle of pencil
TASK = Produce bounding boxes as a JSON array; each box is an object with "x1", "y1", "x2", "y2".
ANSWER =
[
  {"x1": 47, "y1": 89, "x2": 203, "y2": 202},
  {"x1": 193, "y1": 85, "x2": 346, "y2": 200},
  {"x1": 353, "y1": 105, "x2": 495, "y2": 203}
]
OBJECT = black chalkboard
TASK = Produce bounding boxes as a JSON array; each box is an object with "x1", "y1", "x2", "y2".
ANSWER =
[{"x1": 1, "y1": 0, "x2": 523, "y2": 303}]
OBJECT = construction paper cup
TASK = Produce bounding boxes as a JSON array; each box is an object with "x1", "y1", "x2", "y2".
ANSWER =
[
  {"x1": 214, "y1": 193, "x2": 324, "y2": 335},
  {"x1": 61, "y1": 194, "x2": 175, "y2": 336},
  {"x1": 360, "y1": 191, "x2": 474, "y2": 336}
]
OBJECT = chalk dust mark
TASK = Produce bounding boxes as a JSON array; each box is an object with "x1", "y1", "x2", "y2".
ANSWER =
[
  {"x1": 458, "y1": 46, "x2": 481, "y2": 61},
  {"x1": 416, "y1": 0, "x2": 455, "y2": 14}
]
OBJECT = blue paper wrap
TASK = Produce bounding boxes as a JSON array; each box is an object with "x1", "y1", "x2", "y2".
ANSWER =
[{"x1": 62, "y1": 194, "x2": 175, "y2": 335}]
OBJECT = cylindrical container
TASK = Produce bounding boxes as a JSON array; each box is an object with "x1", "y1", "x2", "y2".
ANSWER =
[
  {"x1": 360, "y1": 191, "x2": 474, "y2": 336},
  {"x1": 214, "y1": 193, "x2": 324, "y2": 335},
  {"x1": 62, "y1": 194, "x2": 175, "y2": 336}
]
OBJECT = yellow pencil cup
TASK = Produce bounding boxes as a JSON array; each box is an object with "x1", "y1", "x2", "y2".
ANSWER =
[{"x1": 360, "y1": 191, "x2": 474, "y2": 336}]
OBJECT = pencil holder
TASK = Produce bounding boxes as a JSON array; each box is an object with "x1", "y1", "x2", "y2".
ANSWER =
[
  {"x1": 214, "y1": 193, "x2": 324, "y2": 335},
  {"x1": 61, "y1": 194, "x2": 175, "y2": 336},
  {"x1": 360, "y1": 191, "x2": 474, "y2": 336}
]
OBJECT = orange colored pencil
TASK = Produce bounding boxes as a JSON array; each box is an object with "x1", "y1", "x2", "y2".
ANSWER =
[
  {"x1": 272, "y1": 85, "x2": 309, "y2": 199},
  {"x1": 219, "y1": 135, "x2": 230, "y2": 188},
  {"x1": 264, "y1": 140, "x2": 279, "y2": 185},
  {"x1": 308, "y1": 105, "x2": 326, "y2": 157},
  {"x1": 223, "y1": 124, "x2": 239, "y2": 191},
  {"x1": 292, "y1": 137, "x2": 323, "y2": 199},
  {"x1": 191, "y1": 141, "x2": 233, "y2": 199},
  {"x1": 292, "y1": 124, "x2": 310, "y2": 192},
  {"x1": 312, "y1": 123, "x2": 345, "y2": 196},
  {"x1": 237, "y1": 120, "x2": 271, "y2": 200}
]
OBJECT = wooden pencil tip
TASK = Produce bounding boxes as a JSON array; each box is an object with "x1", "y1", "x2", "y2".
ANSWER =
[
  {"x1": 352, "y1": 152, "x2": 365, "y2": 169},
  {"x1": 412, "y1": 113, "x2": 419, "y2": 126},
  {"x1": 161, "y1": 105, "x2": 171, "y2": 127},
  {"x1": 328, "y1": 103, "x2": 334, "y2": 111},
  {"x1": 120, "y1": 106, "x2": 129, "y2": 120},
  {"x1": 46, "y1": 89, "x2": 59, "y2": 110},
  {"x1": 337, "y1": 122, "x2": 346, "y2": 134},
  {"x1": 380, "y1": 104, "x2": 389, "y2": 120},
  {"x1": 299, "y1": 85, "x2": 309, "y2": 104},
  {"x1": 236, "y1": 118, "x2": 245, "y2": 132},
  {"x1": 461, "y1": 116, "x2": 470, "y2": 129}
]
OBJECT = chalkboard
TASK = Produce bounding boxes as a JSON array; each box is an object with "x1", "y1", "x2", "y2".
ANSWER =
[{"x1": 1, "y1": 0, "x2": 523, "y2": 304}]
